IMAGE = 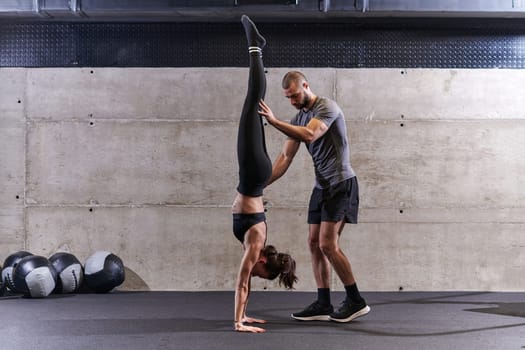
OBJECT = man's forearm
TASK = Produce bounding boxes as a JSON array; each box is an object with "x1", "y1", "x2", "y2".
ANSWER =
[
  {"x1": 266, "y1": 154, "x2": 290, "y2": 187},
  {"x1": 268, "y1": 118, "x2": 314, "y2": 143}
]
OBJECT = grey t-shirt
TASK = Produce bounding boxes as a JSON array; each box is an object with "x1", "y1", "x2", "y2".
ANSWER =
[{"x1": 290, "y1": 97, "x2": 355, "y2": 189}]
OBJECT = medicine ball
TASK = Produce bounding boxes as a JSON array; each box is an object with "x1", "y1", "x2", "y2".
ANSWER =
[
  {"x1": 84, "y1": 251, "x2": 125, "y2": 293},
  {"x1": 49, "y1": 252, "x2": 83, "y2": 294},
  {"x1": 13, "y1": 255, "x2": 57, "y2": 298},
  {"x1": 2, "y1": 251, "x2": 33, "y2": 293}
]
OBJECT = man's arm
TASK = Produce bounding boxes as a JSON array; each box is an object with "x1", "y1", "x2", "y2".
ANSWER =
[
  {"x1": 266, "y1": 138, "x2": 300, "y2": 186},
  {"x1": 259, "y1": 100, "x2": 328, "y2": 144}
]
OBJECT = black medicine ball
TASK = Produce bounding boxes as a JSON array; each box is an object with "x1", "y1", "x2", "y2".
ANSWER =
[
  {"x1": 84, "y1": 251, "x2": 125, "y2": 293},
  {"x1": 2, "y1": 251, "x2": 33, "y2": 293},
  {"x1": 13, "y1": 255, "x2": 57, "y2": 298},
  {"x1": 49, "y1": 252, "x2": 84, "y2": 294}
]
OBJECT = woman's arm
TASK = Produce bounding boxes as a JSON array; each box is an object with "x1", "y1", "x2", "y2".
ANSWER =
[
  {"x1": 234, "y1": 225, "x2": 266, "y2": 333},
  {"x1": 241, "y1": 277, "x2": 266, "y2": 324}
]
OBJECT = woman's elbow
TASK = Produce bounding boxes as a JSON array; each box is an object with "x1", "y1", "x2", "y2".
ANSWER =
[{"x1": 236, "y1": 282, "x2": 249, "y2": 294}]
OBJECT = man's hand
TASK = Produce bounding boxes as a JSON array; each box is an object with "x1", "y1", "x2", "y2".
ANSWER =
[{"x1": 258, "y1": 100, "x2": 277, "y2": 125}]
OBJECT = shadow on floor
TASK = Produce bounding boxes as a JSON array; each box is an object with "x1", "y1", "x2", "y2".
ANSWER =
[{"x1": 255, "y1": 292, "x2": 525, "y2": 337}]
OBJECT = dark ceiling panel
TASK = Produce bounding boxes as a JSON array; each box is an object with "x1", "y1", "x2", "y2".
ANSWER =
[{"x1": 1, "y1": 19, "x2": 525, "y2": 68}]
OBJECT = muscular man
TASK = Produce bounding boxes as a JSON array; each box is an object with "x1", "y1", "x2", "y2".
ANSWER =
[{"x1": 258, "y1": 71, "x2": 370, "y2": 323}]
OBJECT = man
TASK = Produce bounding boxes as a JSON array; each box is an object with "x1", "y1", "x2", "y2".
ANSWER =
[{"x1": 258, "y1": 71, "x2": 370, "y2": 323}]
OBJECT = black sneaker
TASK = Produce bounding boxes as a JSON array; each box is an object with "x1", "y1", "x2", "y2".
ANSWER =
[
  {"x1": 329, "y1": 299, "x2": 370, "y2": 323},
  {"x1": 291, "y1": 301, "x2": 334, "y2": 321}
]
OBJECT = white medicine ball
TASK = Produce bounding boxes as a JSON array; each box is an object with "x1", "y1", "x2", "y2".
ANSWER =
[
  {"x1": 49, "y1": 252, "x2": 84, "y2": 294},
  {"x1": 84, "y1": 251, "x2": 125, "y2": 293},
  {"x1": 13, "y1": 255, "x2": 57, "y2": 298}
]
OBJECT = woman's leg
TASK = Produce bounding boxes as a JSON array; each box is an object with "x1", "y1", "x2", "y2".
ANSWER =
[{"x1": 237, "y1": 15, "x2": 272, "y2": 197}]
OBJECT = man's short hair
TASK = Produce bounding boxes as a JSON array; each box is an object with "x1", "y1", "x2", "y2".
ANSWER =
[{"x1": 282, "y1": 71, "x2": 307, "y2": 89}]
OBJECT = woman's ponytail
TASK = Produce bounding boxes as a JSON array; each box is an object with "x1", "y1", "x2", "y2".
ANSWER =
[{"x1": 262, "y1": 245, "x2": 298, "y2": 289}]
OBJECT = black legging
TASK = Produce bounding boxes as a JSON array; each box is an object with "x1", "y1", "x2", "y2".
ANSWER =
[{"x1": 236, "y1": 50, "x2": 272, "y2": 197}]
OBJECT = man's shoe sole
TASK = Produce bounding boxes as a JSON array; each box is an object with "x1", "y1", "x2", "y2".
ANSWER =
[
  {"x1": 329, "y1": 305, "x2": 371, "y2": 323},
  {"x1": 291, "y1": 314, "x2": 331, "y2": 321}
]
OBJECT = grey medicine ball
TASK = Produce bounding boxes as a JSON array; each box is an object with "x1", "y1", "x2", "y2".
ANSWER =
[
  {"x1": 2, "y1": 251, "x2": 34, "y2": 293},
  {"x1": 84, "y1": 251, "x2": 125, "y2": 293},
  {"x1": 49, "y1": 252, "x2": 84, "y2": 294},
  {"x1": 13, "y1": 255, "x2": 57, "y2": 298}
]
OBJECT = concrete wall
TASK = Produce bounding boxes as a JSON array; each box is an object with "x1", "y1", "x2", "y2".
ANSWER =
[{"x1": 1, "y1": 67, "x2": 524, "y2": 292}]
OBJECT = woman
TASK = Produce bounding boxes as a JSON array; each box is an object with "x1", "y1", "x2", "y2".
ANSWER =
[{"x1": 232, "y1": 15, "x2": 298, "y2": 333}]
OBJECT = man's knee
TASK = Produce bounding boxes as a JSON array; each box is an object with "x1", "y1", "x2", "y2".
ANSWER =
[
  {"x1": 308, "y1": 224, "x2": 322, "y2": 253},
  {"x1": 318, "y1": 222, "x2": 343, "y2": 254},
  {"x1": 318, "y1": 239, "x2": 338, "y2": 257},
  {"x1": 307, "y1": 235, "x2": 321, "y2": 253}
]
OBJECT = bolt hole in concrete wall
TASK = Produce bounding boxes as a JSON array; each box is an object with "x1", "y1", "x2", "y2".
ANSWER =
[{"x1": 2, "y1": 67, "x2": 525, "y2": 292}]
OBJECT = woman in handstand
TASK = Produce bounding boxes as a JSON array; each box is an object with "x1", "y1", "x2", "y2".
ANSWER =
[{"x1": 232, "y1": 15, "x2": 298, "y2": 333}]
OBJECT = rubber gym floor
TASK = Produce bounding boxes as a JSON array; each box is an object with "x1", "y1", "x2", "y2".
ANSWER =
[{"x1": 1, "y1": 291, "x2": 524, "y2": 350}]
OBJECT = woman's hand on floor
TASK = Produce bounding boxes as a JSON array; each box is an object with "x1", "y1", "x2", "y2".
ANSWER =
[{"x1": 235, "y1": 322, "x2": 266, "y2": 333}]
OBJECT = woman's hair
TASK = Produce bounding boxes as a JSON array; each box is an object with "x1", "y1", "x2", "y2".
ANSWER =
[{"x1": 262, "y1": 245, "x2": 298, "y2": 290}]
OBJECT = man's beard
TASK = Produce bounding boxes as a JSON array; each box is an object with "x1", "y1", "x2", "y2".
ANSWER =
[{"x1": 296, "y1": 94, "x2": 311, "y2": 110}]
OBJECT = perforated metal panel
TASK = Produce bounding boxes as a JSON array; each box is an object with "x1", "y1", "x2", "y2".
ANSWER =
[{"x1": 1, "y1": 19, "x2": 525, "y2": 68}]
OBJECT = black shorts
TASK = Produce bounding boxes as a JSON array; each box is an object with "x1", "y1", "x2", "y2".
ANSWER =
[
  {"x1": 232, "y1": 212, "x2": 266, "y2": 243},
  {"x1": 307, "y1": 177, "x2": 359, "y2": 224}
]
